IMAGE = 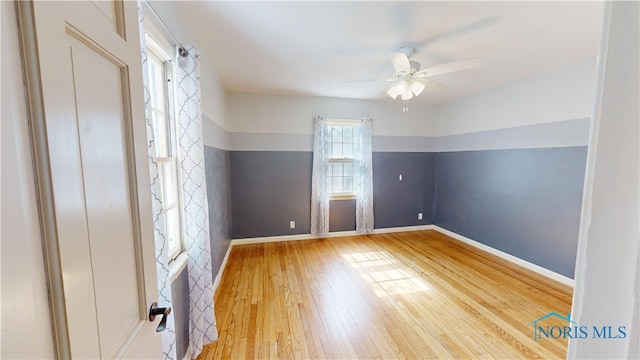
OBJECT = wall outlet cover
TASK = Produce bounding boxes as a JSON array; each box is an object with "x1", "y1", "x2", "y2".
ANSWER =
[
  {"x1": 418, "y1": 213, "x2": 423, "y2": 220},
  {"x1": 289, "y1": 221, "x2": 295, "y2": 229}
]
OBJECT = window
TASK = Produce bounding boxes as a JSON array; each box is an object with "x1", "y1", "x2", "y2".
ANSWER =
[
  {"x1": 328, "y1": 121, "x2": 360, "y2": 197},
  {"x1": 146, "y1": 35, "x2": 184, "y2": 261},
  {"x1": 311, "y1": 116, "x2": 373, "y2": 236}
]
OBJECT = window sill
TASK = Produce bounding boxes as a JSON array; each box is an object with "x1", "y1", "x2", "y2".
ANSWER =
[
  {"x1": 330, "y1": 194, "x2": 357, "y2": 200},
  {"x1": 168, "y1": 251, "x2": 188, "y2": 283}
]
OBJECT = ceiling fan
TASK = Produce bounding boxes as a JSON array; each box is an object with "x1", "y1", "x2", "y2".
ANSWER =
[{"x1": 384, "y1": 46, "x2": 480, "y2": 111}]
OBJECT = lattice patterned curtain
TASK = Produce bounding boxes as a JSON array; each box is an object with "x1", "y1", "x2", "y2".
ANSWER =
[{"x1": 175, "y1": 46, "x2": 219, "y2": 358}]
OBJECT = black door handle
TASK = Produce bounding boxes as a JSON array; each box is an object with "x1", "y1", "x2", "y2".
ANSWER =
[{"x1": 149, "y1": 302, "x2": 172, "y2": 332}]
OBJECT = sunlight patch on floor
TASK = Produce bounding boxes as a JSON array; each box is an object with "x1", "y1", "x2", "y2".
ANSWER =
[{"x1": 343, "y1": 250, "x2": 431, "y2": 297}]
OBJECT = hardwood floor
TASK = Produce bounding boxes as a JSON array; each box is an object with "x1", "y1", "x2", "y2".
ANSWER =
[{"x1": 198, "y1": 230, "x2": 573, "y2": 359}]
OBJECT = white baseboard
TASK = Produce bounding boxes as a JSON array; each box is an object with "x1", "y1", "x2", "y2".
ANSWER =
[
  {"x1": 213, "y1": 242, "x2": 233, "y2": 293},
  {"x1": 373, "y1": 224, "x2": 435, "y2": 234},
  {"x1": 231, "y1": 233, "x2": 315, "y2": 245},
  {"x1": 230, "y1": 224, "x2": 435, "y2": 245},
  {"x1": 432, "y1": 225, "x2": 575, "y2": 287},
  {"x1": 183, "y1": 343, "x2": 193, "y2": 360}
]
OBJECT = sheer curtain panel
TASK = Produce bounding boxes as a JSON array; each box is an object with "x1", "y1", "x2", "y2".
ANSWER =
[
  {"x1": 311, "y1": 116, "x2": 331, "y2": 237},
  {"x1": 355, "y1": 118, "x2": 374, "y2": 234}
]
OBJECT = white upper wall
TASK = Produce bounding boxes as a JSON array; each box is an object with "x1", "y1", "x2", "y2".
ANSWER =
[
  {"x1": 225, "y1": 56, "x2": 596, "y2": 138},
  {"x1": 148, "y1": 1, "x2": 227, "y2": 131},
  {"x1": 226, "y1": 93, "x2": 439, "y2": 137},
  {"x1": 437, "y1": 56, "x2": 597, "y2": 136}
]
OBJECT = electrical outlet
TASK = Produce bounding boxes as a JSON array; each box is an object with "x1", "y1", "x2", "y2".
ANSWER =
[
  {"x1": 418, "y1": 212, "x2": 423, "y2": 220},
  {"x1": 399, "y1": 174, "x2": 403, "y2": 181},
  {"x1": 289, "y1": 221, "x2": 296, "y2": 229}
]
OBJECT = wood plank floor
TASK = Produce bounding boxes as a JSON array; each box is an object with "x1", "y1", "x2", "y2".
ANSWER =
[{"x1": 197, "y1": 230, "x2": 573, "y2": 359}]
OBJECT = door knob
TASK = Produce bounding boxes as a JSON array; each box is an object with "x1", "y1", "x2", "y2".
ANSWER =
[{"x1": 149, "y1": 302, "x2": 172, "y2": 332}]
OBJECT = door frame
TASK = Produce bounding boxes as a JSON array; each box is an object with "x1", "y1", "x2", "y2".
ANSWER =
[{"x1": 15, "y1": 1, "x2": 71, "y2": 358}]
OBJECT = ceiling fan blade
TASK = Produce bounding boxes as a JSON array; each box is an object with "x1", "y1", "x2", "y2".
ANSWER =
[
  {"x1": 421, "y1": 57, "x2": 481, "y2": 77},
  {"x1": 343, "y1": 77, "x2": 396, "y2": 83},
  {"x1": 391, "y1": 52, "x2": 411, "y2": 73},
  {"x1": 418, "y1": 17, "x2": 498, "y2": 48},
  {"x1": 417, "y1": 78, "x2": 447, "y2": 90}
]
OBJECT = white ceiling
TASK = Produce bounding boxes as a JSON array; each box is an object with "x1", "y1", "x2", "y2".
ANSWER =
[{"x1": 174, "y1": 1, "x2": 604, "y2": 104}]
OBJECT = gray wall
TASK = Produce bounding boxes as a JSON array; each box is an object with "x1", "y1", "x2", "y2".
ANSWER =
[
  {"x1": 230, "y1": 151, "x2": 313, "y2": 238},
  {"x1": 329, "y1": 199, "x2": 356, "y2": 232},
  {"x1": 230, "y1": 151, "x2": 437, "y2": 238},
  {"x1": 373, "y1": 152, "x2": 436, "y2": 229},
  {"x1": 433, "y1": 147, "x2": 587, "y2": 278},
  {"x1": 171, "y1": 269, "x2": 189, "y2": 359},
  {"x1": 204, "y1": 145, "x2": 233, "y2": 274}
]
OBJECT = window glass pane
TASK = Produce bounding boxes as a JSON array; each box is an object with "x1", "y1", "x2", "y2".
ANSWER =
[
  {"x1": 343, "y1": 126, "x2": 353, "y2": 142},
  {"x1": 332, "y1": 162, "x2": 343, "y2": 176},
  {"x1": 332, "y1": 177, "x2": 343, "y2": 193},
  {"x1": 353, "y1": 140, "x2": 362, "y2": 158},
  {"x1": 166, "y1": 108, "x2": 176, "y2": 158},
  {"x1": 155, "y1": 70, "x2": 165, "y2": 111},
  {"x1": 162, "y1": 161, "x2": 178, "y2": 208},
  {"x1": 156, "y1": 162, "x2": 166, "y2": 204},
  {"x1": 148, "y1": 58, "x2": 166, "y2": 111},
  {"x1": 152, "y1": 112, "x2": 169, "y2": 157},
  {"x1": 344, "y1": 176, "x2": 353, "y2": 193},
  {"x1": 331, "y1": 142, "x2": 343, "y2": 158},
  {"x1": 331, "y1": 125, "x2": 342, "y2": 142},
  {"x1": 148, "y1": 60, "x2": 160, "y2": 109},
  {"x1": 343, "y1": 142, "x2": 353, "y2": 158},
  {"x1": 165, "y1": 207, "x2": 180, "y2": 256},
  {"x1": 343, "y1": 161, "x2": 354, "y2": 176}
]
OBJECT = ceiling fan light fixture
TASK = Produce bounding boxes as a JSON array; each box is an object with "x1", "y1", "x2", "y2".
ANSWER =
[
  {"x1": 410, "y1": 80, "x2": 425, "y2": 96},
  {"x1": 386, "y1": 86, "x2": 399, "y2": 99},
  {"x1": 382, "y1": 46, "x2": 467, "y2": 111},
  {"x1": 394, "y1": 80, "x2": 409, "y2": 95}
]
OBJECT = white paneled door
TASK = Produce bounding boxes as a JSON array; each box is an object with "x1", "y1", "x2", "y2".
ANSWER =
[{"x1": 17, "y1": 1, "x2": 162, "y2": 358}]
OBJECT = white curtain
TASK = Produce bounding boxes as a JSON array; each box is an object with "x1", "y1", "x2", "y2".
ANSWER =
[
  {"x1": 355, "y1": 118, "x2": 374, "y2": 234},
  {"x1": 175, "y1": 47, "x2": 218, "y2": 357},
  {"x1": 311, "y1": 116, "x2": 331, "y2": 237},
  {"x1": 137, "y1": 3, "x2": 177, "y2": 360}
]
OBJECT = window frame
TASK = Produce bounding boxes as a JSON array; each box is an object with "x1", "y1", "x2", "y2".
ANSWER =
[
  {"x1": 327, "y1": 118, "x2": 361, "y2": 199},
  {"x1": 145, "y1": 32, "x2": 186, "y2": 263}
]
